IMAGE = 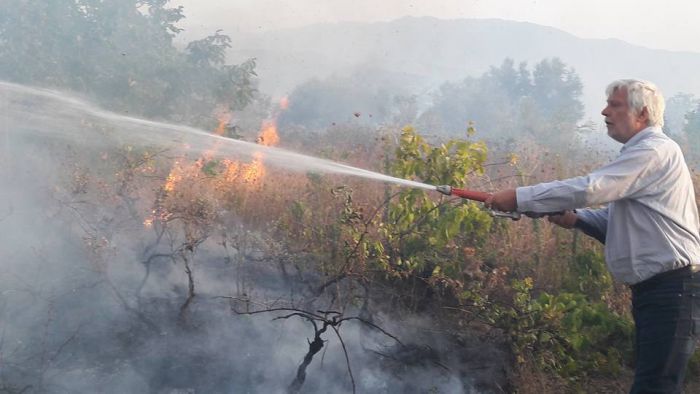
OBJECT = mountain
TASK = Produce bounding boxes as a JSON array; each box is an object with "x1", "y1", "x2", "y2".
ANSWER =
[{"x1": 228, "y1": 16, "x2": 700, "y2": 122}]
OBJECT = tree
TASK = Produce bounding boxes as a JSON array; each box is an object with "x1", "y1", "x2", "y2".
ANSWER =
[
  {"x1": 684, "y1": 103, "x2": 700, "y2": 160},
  {"x1": 664, "y1": 93, "x2": 697, "y2": 136},
  {"x1": 186, "y1": 29, "x2": 231, "y2": 67},
  {"x1": 0, "y1": 0, "x2": 257, "y2": 123},
  {"x1": 530, "y1": 58, "x2": 584, "y2": 124},
  {"x1": 422, "y1": 57, "x2": 585, "y2": 149}
]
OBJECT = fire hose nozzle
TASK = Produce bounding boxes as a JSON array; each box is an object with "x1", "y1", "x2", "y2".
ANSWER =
[
  {"x1": 435, "y1": 185, "x2": 453, "y2": 196},
  {"x1": 435, "y1": 184, "x2": 521, "y2": 220}
]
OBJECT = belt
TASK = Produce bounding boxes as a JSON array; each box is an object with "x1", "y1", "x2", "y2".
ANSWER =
[{"x1": 630, "y1": 264, "x2": 700, "y2": 293}]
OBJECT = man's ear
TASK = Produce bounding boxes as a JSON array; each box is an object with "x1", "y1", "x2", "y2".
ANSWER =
[{"x1": 638, "y1": 107, "x2": 650, "y2": 124}]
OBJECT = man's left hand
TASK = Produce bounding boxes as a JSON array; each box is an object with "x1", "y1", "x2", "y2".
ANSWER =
[{"x1": 485, "y1": 189, "x2": 517, "y2": 212}]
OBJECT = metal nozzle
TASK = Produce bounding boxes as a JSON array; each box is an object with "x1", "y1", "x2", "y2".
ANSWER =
[
  {"x1": 490, "y1": 210, "x2": 522, "y2": 221},
  {"x1": 435, "y1": 185, "x2": 452, "y2": 196}
]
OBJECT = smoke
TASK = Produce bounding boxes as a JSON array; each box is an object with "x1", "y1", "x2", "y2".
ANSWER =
[{"x1": 0, "y1": 82, "x2": 506, "y2": 393}]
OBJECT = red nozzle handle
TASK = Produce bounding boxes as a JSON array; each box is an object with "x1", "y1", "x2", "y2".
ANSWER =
[{"x1": 450, "y1": 187, "x2": 492, "y2": 202}]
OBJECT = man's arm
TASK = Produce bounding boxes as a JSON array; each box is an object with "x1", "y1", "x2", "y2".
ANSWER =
[
  {"x1": 546, "y1": 208, "x2": 608, "y2": 244},
  {"x1": 488, "y1": 146, "x2": 662, "y2": 215},
  {"x1": 572, "y1": 207, "x2": 609, "y2": 244}
]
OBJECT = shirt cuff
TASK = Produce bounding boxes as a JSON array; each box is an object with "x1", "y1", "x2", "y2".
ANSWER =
[{"x1": 516, "y1": 186, "x2": 536, "y2": 212}]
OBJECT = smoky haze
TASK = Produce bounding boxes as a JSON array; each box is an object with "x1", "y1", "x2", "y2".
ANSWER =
[
  {"x1": 171, "y1": 0, "x2": 700, "y2": 53},
  {"x1": 224, "y1": 17, "x2": 700, "y2": 127},
  {"x1": 0, "y1": 82, "x2": 505, "y2": 392},
  {"x1": 2, "y1": 1, "x2": 700, "y2": 394}
]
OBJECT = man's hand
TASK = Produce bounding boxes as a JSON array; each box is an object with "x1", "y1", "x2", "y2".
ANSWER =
[
  {"x1": 485, "y1": 189, "x2": 517, "y2": 212},
  {"x1": 547, "y1": 210, "x2": 578, "y2": 229}
]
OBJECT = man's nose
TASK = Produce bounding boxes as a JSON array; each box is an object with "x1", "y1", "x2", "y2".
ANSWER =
[{"x1": 601, "y1": 106, "x2": 609, "y2": 117}]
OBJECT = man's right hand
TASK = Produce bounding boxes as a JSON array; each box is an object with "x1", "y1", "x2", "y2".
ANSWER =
[{"x1": 547, "y1": 210, "x2": 578, "y2": 229}]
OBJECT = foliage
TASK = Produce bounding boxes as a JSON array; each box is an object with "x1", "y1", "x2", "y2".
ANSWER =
[
  {"x1": 502, "y1": 278, "x2": 633, "y2": 380},
  {"x1": 0, "y1": 0, "x2": 257, "y2": 122},
  {"x1": 4, "y1": 4, "x2": 696, "y2": 388},
  {"x1": 462, "y1": 273, "x2": 633, "y2": 384},
  {"x1": 275, "y1": 125, "x2": 494, "y2": 286},
  {"x1": 186, "y1": 29, "x2": 231, "y2": 67},
  {"x1": 664, "y1": 93, "x2": 698, "y2": 136},
  {"x1": 684, "y1": 103, "x2": 700, "y2": 159},
  {"x1": 563, "y1": 250, "x2": 614, "y2": 302},
  {"x1": 273, "y1": 123, "x2": 639, "y2": 386},
  {"x1": 421, "y1": 57, "x2": 584, "y2": 149},
  {"x1": 530, "y1": 58, "x2": 584, "y2": 123},
  {"x1": 378, "y1": 126, "x2": 492, "y2": 279}
]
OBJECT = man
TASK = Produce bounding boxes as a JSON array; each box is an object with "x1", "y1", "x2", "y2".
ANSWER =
[{"x1": 486, "y1": 79, "x2": 700, "y2": 393}]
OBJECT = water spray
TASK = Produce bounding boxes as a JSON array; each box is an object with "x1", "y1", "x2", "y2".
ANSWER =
[{"x1": 1, "y1": 81, "x2": 547, "y2": 222}]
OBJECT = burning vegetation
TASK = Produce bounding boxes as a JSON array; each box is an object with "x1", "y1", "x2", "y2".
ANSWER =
[{"x1": 3, "y1": 2, "x2": 700, "y2": 394}]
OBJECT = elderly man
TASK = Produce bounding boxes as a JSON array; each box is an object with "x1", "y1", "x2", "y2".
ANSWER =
[{"x1": 486, "y1": 79, "x2": 700, "y2": 393}]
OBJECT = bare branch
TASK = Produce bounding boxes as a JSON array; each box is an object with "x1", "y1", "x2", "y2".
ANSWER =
[
  {"x1": 338, "y1": 317, "x2": 404, "y2": 346},
  {"x1": 330, "y1": 325, "x2": 356, "y2": 394},
  {"x1": 231, "y1": 302, "x2": 403, "y2": 394}
]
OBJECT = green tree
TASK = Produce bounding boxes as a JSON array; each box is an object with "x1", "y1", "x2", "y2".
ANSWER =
[
  {"x1": 664, "y1": 93, "x2": 697, "y2": 136},
  {"x1": 377, "y1": 126, "x2": 492, "y2": 280},
  {"x1": 530, "y1": 58, "x2": 584, "y2": 124},
  {"x1": 423, "y1": 73, "x2": 515, "y2": 139},
  {"x1": 186, "y1": 29, "x2": 230, "y2": 67},
  {"x1": 0, "y1": 0, "x2": 257, "y2": 123},
  {"x1": 422, "y1": 57, "x2": 584, "y2": 149},
  {"x1": 684, "y1": 103, "x2": 700, "y2": 160}
]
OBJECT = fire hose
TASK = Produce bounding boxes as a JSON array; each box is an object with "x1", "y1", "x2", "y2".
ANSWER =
[{"x1": 434, "y1": 185, "x2": 564, "y2": 221}]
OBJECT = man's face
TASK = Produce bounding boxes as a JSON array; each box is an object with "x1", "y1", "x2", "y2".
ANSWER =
[{"x1": 601, "y1": 88, "x2": 648, "y2": 143}]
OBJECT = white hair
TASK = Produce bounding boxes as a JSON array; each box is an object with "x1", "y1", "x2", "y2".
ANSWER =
[{"x1": 605, "y1": 79, "x2": 665, "y2": 127}]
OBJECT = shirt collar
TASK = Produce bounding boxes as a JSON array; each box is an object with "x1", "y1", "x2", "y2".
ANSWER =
[{"x1": 620, "y1": 126, "x2": 661, "y2": 153}]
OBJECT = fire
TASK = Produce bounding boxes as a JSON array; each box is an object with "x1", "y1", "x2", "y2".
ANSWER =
[
  {"x1": 214, "y1": 111, "x2": 232, "y2": 136},
  {"x1": 242, "y1": 153, "x2": 265, "y2": 183},
  {"x1": 164, "y1": 161, "x2": 183, "y2": 192},
  {"x1": 147, "y1": 105, "x2": 285, "y2": 228},
  {"x1": 221, "y1": 159, "x2": 240, "y2": 183},
  {"x1": 256, "y1": 120, "x2": 279, "y2": 146},
  {"x1": 240, "y1": 119, "x2": 280, "y2": 181}
]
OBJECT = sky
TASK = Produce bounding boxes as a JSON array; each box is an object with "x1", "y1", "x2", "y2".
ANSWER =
[{"x1": 171, "y1": 0, "x2": 700, "y2": 53}]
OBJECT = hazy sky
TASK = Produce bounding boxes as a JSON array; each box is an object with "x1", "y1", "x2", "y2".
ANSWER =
[{"x1": 171, "y1": 0, "x2": 699, "y2": 53}]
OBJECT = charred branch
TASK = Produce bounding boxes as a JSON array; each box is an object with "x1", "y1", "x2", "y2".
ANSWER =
[
  {"x1": 228, "y1": 301, "x2": 404, "y2": 394},
  {"x1": 287, "y1": 318, "x2": 329, "y2": 393},
  {"x1": 178, "y1": 252, "x2": 196, "y2": 323}
]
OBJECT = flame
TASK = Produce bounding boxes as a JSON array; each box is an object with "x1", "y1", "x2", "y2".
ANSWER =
[
  {"x1": 164, "y1": 161, "x2": 184, "y2": 192},
  {"x1": 220, "y1": 159, "x2": 239, "y2": 183},
  {"x1": 242, "y1": 153, "x2": 265, "y2": 183},
  {"x1": 256, "y1": 120, "x2": 279, "y2": 147},
  {"x1": 148, "y1": 108, "x2": 284, "y2": 227},
  {"x1": 214, "y1": 111, "x2": 233, "y2": 136},
  {"x1": 238, "y1": 120, "x2": 280, "y2": 182}
]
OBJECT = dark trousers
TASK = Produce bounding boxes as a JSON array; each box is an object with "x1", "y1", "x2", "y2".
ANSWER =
[{"x1": 630, "y1": 265, "x2": 700, "y2": 394}]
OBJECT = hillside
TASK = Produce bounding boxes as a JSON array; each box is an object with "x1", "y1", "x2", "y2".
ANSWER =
[{"x1": 230, "y1": 16, "x2": 700, "y2": 121}]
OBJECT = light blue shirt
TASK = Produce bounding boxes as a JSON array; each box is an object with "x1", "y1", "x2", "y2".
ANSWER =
[{"x1": 516, "y1": 127, "x2": 700, "y2": 284}]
